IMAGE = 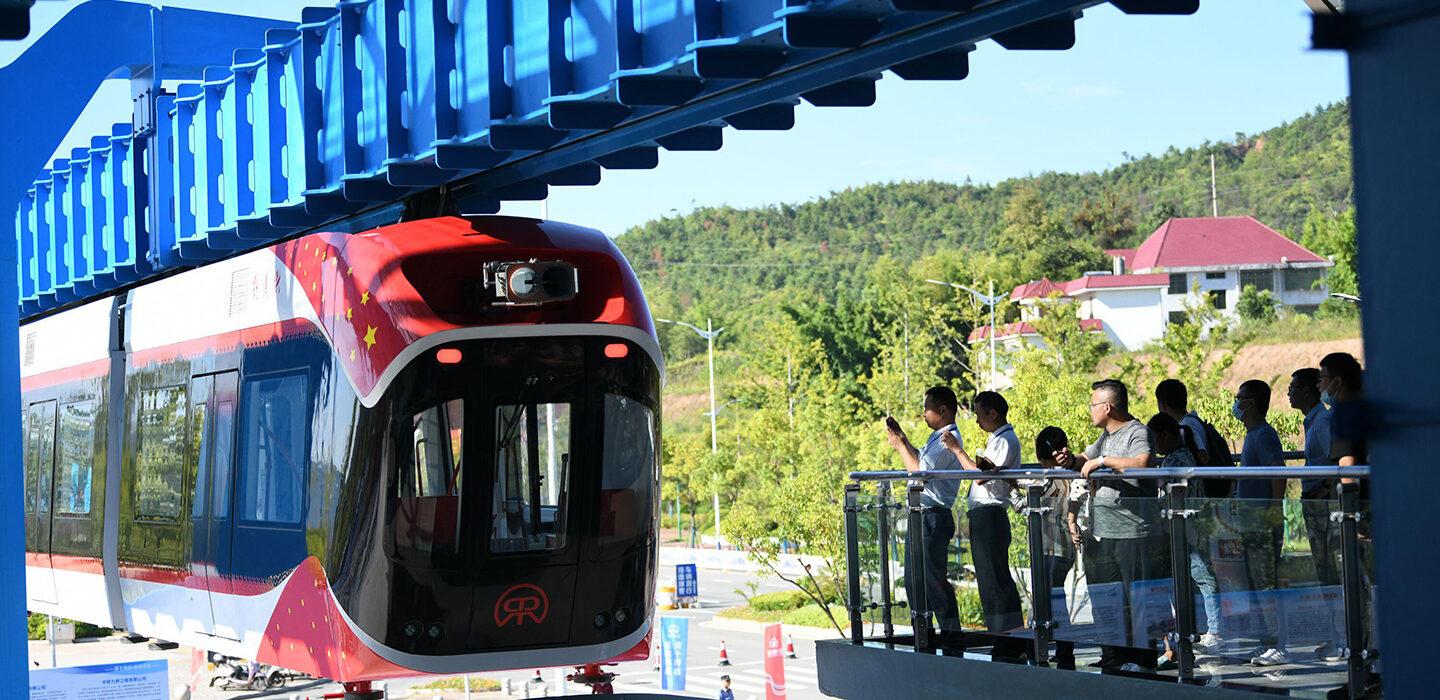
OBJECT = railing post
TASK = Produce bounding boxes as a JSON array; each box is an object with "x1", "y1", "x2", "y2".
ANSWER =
[
  {"x1": 844, "y1": 483, "x2": 865, "y2": 645},
  {"x1": 1024, "y1": 482, "x2": 1052, "y2": 667},
  {"x1": 1336, "y1": 481, "x2": 1366, "y2": 698},
  {"x1": 1165, "y1": 479, "x2": 1195, "y2": 681},
  {"x1": 907, "y1": 482, "x2": 932, "y2": 654},
  {"x1": 877, "y1": 481, "x2": 895, "y2": 640}
]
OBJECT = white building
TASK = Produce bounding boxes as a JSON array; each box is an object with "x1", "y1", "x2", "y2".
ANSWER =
[{"x1": 975, "y1": 216, "x2": 1333, "y2": 354}]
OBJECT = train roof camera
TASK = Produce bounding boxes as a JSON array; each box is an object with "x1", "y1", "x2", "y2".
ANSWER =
[{"x1": 482, "y1": 259, "x2": 579, "y2": 306}]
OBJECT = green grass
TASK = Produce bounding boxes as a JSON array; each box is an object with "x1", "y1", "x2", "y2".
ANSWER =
[
  {"x1": 1228, "y1": 313, "x2": 1361, "y2": 346},
  {"x1": 411, "y1": 676, "x2": 502, "y2": 692},
  {"x1": 717, "y1": 603, "x2": 845, "y2": 631}
]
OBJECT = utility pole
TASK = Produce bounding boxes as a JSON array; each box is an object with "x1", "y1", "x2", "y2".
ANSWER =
[
  {"x1": 927, "y1": 279, "x2": 1004, "y2": 390},
  {"x1": 656, "y1": 317, "x2": 725, "y2": 549},
  {"x1": 1210, "y1": 153, "x2": 1218, "y2": 217},
  {"x1": 786, "y1": 351, "x2": 794, "y2": 427},
  {"x1": 902, "y1": 309, "x2": 910, "y2": 409},
  {"x1": 988, "y1": 280, "x2": 996, "y2": 390}
]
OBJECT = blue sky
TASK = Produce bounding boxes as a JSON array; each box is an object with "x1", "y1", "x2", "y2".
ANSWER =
[{"x1": 7, "y1": 1, "x2": 1348, "y2": 236}]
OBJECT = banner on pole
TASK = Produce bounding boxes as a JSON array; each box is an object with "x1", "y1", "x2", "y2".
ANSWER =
[
  {"x1": 660, "y1": 616, "x2": 689, "y2": 691},
  {"x1": 764, "y1": 622, "x2": 787, "y2": 699}
]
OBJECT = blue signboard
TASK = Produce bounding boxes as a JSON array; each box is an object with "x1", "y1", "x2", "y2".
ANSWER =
[
  {"x1": 29, "y1": 659, "x2": 168, "y2": 700},
  {"x1": 660, "y1": 616, "x2": 689, "y2": 691},
  {"x1": 676, "y1": 563, "x2": 699, "y2": 599}
]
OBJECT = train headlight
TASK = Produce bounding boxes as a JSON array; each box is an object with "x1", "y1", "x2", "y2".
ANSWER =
[{"x1": 482, "y1": 259, "x2": 578, "y2": 306}]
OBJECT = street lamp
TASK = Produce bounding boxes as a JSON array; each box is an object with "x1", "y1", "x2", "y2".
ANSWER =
[
  {"x1": 926, "y1": 279, "x2": 1004, "y2": 390},
  {"x1": 656, "y1": 317, "x2": 726, "y2": 549}
]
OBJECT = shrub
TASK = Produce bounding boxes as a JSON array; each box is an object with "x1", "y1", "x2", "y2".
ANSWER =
[
  {"x1": 27, "y1": 613, "x2": 111, "y2": 641},
  {"x1": 749, "y1": 590, "x2": 810, "y2": 612}
]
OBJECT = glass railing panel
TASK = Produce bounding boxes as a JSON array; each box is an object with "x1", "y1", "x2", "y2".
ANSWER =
[
  {"x1": 949, "y1": 482, "x2": 1033, "y2": 650},
  {"x1": 1054, "y1": 491, "x2": 1176, "y2": 667},
  {"x1": 1183, "y1": 492, "x2": 1374, "y2": 688}
]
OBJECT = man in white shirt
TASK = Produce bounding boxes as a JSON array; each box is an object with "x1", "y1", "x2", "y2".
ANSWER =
[
  {"x1": 940, "y1": 391, "x2": 1025, "y2": 659},
  {"x1": 885, "y1": 387, "x2": 963, "y2": 640}
]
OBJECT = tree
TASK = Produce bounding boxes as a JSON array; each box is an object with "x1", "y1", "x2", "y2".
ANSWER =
[
  {"x1": 1072, "y1": 190, "x2": 1138, "y2": 250},
  {"x1": 1030, "y1": 296, "x2": 1111, "y2": 373},
  {"x1": 1236, "y1": 284, "x2": 1278, "y2": 323}
]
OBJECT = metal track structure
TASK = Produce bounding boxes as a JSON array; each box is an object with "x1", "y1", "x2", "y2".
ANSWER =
[{"x1": 0, "y1": 0, "x2": 1204, "y2": 686}]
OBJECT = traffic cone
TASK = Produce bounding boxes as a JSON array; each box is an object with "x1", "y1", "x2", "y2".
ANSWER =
[
  {"x1": 718, "y1": 640, "x2": 732, "y2": 666},
  {"x1": 531, "y1": 669, "x2": 544, "y2": 684},
  {"x1": 652, "y1": 639, "x2": 661, "y2": 670},
  {"x1": 786, "y1": 634, "x2": 797, "y2": 659}
]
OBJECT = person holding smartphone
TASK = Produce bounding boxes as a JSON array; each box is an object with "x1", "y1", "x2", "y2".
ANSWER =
[
  {"x1": 938, "y1": 391, "x2": 1025, "y2": 661},
  {"x1": 884, "y1": 386, "x2": 964, "y2": 645}
]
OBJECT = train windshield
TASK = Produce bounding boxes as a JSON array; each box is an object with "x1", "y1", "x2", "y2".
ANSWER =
[
  {"x1": 491, "y1": 402, "x2": 571, "y2": 553},
  {"x1": 387, "y1": 336, "x2": 659, "y2": 568}
]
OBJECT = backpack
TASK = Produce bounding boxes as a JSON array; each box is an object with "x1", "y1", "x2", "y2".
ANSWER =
[{"x1": 1196, "y1": 420, "x2": 1236, "y2": 498}]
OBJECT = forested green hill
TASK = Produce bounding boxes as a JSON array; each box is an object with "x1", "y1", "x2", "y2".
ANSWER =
[{"x1": 616, "y1": 100, "x2": 1352, "y2": 365}]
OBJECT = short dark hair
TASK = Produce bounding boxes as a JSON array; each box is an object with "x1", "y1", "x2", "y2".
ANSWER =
[
  {"x1": 1147, "y1": 411, "x2": 1180, "y2": 436},
  {"x1": 721, "y1": 675, "x2": 731, "y2": 683},
  {"x1": 1155, "y1": 379, "x2": 1188, "y2": 411},
  {"x1": 924, "y1": 386, "x2": 958, "y2": 414},
  {"x1": 1035, "y1": 426, "x2": 1069, "y2": 462},
  {"x1": 1239, "y1": 379, "x2": 1271, "y2": 415},
  {"x1": 1320, "y1": 352, "x2": 1363, "y2": 391},
  {"x1": 1291, "y1": 367, "x2": 1321, "y2": 394},
  {"x1": 1092, "y1": 378, "x2": 1129, "y2": 413},
  {"x1": 973, "y1": 391, "x2": 1009, "y2": 420}
]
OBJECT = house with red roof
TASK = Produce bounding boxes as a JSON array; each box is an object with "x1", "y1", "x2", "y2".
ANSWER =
[{"x1": 976, "y1": 216, "x2": 1332, "y2": 356}]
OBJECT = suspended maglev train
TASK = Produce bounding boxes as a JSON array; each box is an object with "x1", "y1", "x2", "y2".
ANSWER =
[{"x1": 19, "y1": 216, "x2": 661, "y2": 688}]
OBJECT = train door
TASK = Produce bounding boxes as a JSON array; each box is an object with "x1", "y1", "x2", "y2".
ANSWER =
[
  {"x1": 25, "y1": 400, "x2": 59, "y2": 604},
  {"x1": 189, "y1": 372, "x2": 241, "y2": 639}
]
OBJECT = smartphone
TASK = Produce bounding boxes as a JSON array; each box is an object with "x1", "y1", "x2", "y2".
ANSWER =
[{"x1": 885, "y1": 416, "x2": 901, "y2": 433}]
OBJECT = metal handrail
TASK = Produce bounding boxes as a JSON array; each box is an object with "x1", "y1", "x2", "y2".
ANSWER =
[
  {"x1": 842, "y1": 455, "x2": 1374, "y2": 696},
  {"x1": 847, "y1": 465, "x2": 1372, "y2": 482}
]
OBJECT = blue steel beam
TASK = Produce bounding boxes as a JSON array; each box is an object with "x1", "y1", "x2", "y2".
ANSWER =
[
  {"x1": 9, "y1": 0, "x2": 1200, "y2": 322},
  {"x1": 0, "y1": 2, "x2": 290, "y2": 686}
]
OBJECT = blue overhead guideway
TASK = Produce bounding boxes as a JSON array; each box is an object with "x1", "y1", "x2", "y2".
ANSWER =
[{"x1": 3, "y1": 0, "x2": 1436, "y2": 697}]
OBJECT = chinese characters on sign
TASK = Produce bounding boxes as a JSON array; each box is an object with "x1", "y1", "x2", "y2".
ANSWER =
[
  {"x1": 660, "y1": 616, "x2": 689, "y2": 691},
  {"x1": 29, "y1": 660, "x2": 167, "y2": 700}
]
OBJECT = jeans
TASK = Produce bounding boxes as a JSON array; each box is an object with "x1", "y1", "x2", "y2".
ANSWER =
[
  {"x1": 906, "y1": 508, "x2": 960, "y2": 633},
  {"x1": 1190, "y1": 550, "x2": 1222, "y2": 636}
]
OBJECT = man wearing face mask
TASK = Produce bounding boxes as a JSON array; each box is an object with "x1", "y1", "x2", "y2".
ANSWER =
[
  {"x1": 885, "y1": 386, "x2": 964, "y2": 645},
  {"x1": 1233, "y1": 379, "x2": 1289, "y2": 667},
  {"x1": 1289, "y1": 367, "x2": 1345, "y2": 661},
  {"x1": 1319, "y1": 351, "x2": 1378, "y2": 669},
  {"x1": 939, "y1": 391, "x2": 1025, "y2": 659}
]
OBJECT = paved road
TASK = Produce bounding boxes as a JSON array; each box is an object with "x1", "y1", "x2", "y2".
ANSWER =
[{"x1": 26, "y1": 567, "x2": 836, "y2": 700}]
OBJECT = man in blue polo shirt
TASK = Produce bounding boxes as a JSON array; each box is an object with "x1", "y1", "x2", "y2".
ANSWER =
[
  {"x1": 885, "y1": 386, "x2": 963, "y2": 641},
  {"x1": 1234, "y1": 379, "x2": 1289, "y2": 667}
]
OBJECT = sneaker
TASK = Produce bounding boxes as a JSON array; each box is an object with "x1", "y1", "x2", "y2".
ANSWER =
[
  {"x1": 1195, "y1": 633, "x2": 1224, "y2": 653},
  {"x1": 1250, "y1": 648, "x2": 1291, "y2": 667},
  {"x1": 1314, "y1": 641, "x2": 1343, "y2": 662}
]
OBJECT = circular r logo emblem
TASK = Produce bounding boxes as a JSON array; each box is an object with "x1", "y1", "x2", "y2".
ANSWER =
[{"x1": 494, "y1": 583, "x2": 550, "y2": 628}]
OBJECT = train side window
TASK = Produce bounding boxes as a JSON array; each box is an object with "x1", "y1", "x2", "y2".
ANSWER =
[
  {"x1": 212, "y1": 400, "x2": 235, "y2": 519},
  {"x1": 239, "y1": 374, "x2": 309, "y2": 525},
  {"x1": 190, "y1": 400, "x2": 209, "y2": 519},
  {"x1": 136, "y1": 387, "x2": 187, "y2": 520},
  {"x1": 25, "y1": 402, "x2": 57, "y2": 515},
  {"x1": 404, "y1": 399, "x2": 464, "y2": 499},
  {"x1": 598, "y1": 393, "x2": 656, "y2": 547},
  {"x1": 490, "y1": 402, "x2": 570, "y2": 553},
  {"x1": 55, "y1": 400, "x2": 96, "y2": 516},
  {"x1": 395, "y1": 399, "x2": 464, "y2": 555}
]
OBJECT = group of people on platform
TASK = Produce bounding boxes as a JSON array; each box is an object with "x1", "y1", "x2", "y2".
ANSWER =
[{"x1": 883, "y1": 351, "x2": 1370, "y2": 672}]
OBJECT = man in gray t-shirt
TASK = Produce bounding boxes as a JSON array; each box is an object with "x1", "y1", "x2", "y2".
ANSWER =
[{"x1": 1059, "y1": 379, "x2": 1169, "y2": 669}]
